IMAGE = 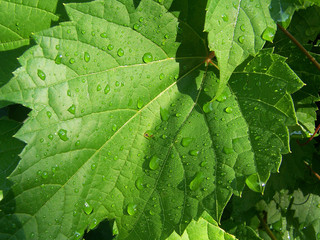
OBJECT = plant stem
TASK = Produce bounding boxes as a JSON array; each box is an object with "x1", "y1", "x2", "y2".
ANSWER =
[
  {"x1": 277, "y1": 24, "x2": 320, "y2": 71},
  {"x1": 304, "y1": 161, "x2": 320, "y2": 181},
  {"x1": 297, "y1": 123, "x2": 320, "y2": 146},
  {"x1": 258, "y1": 213, "x2": 277, "y2": 240}
]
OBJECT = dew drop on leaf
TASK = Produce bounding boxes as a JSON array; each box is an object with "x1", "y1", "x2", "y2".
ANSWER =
[
  {"x1": 68, "y1": 104, "x2": 76, "y2": 114},
  {"x1": 107, "y1": 44, "x2": 114, "y2": 50},
  {"x1": 181, "y1": 137, "x2": 193, "y2": 147},
  {"x1": 137, "y1": 98, "x2": 144, "y2": 109},
  {"x1": 139, "y1": 17, "x2": 144, "y2": 22},
  {"x1": 159, "y1": 73, "x2": 165, "y2": 80},
  {"x1": 91, "y1": 163, "x2": 96, "y2": 170},
  {"x1": 100, "y1": 32, "x2": 107, "y2": 38},
  {"x1": 143, "y1": 52, "x2": 153, "y2": 63},
  {"x1": 133, "y1": 23, "x2": 141, "y2": 30},
  {"x1": 217, "y1": 93, "x2": 227, "y2": 102},
  {"x1": 189, "y1": 150, "x2": 199, "y2": 156},
  {"x1": 84, "y1": 52, "x2": 90, "y2": 62},
  {"x1": 55, "y1": 54, "x2": 63, "y2": 64},
  {"x1": 149, "y1": 209, "x2": 155, "y2": 215},
  {"x1": 83, "y1": 201, "x2": 93, "y2": 215},
  {"x1": 37, "y1": 69, "x2": 46, "y2": 80},
  {"x1": 262, "y1": 27, "x2": 275, "y2": 42},
  {"x1": 58, "y1": 129, "x2": 69, "y2": 141},
  {"x1": 203, "y1": 102, "x2": 213, "y2": 113},
  {"x1": 48, "y1": 134, "x2": 53, "y2": 140},
  {"x1": 96, "y1": 84, "x2": 102, "y2": 91},
  {"x1": 41, "y1": 171, "x2": 48, "y2": 179},
  {"x1": 135, "y1": 177, "x2": 144, "y2": 190},
  {"x1": 240, "y1": 24, "x2": 245, "y2": 31},
  {"x1": 190, "y1": 172, "x2": 205, "y2": 191},
  {"x1": 149, "y1": 156, "x2": 160, "y2": 170},
  {"x1": 127, "y1": 203, "x2": 137, "y2": 216},
  {"x1": 117, "y1": 48, "x2": 124, "y2": 57},
  {"x1": 75, "y1": 140, "x2": 80, "y2": 146},
  {"x1": 221, "y1": 14, "x2": 228, "y2": 22},
  {"x1": 46, "y1": 111, "x2": 52, "y2": 118},
  {"x1": 104, "y1": 84, "x2": 110, "y2": 94},
  {"x1": 160, "y1": 107, "x2": 169, "y2": 121},
  {"x1": 69, "y1": 58, "x2": 75, "y2": 64},
  {"x1": 238, "y1": 36, "x2": 244, "y2": 43},
  {"x1": 224, "y1": 107, "x2": 233, "y2": 113}
]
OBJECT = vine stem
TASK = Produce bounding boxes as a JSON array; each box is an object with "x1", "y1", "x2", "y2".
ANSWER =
[
  {"x1": 277, "y1": 24, "x2": 320, "y2": 71},
  {"x1": 304, "y1": 161, "x2": 320, "y2": 181},
  {"x1": 258, "y1": 213, "x2": 277, "y2": 240},
  {"x1": 297, "y1": 124, "x2": 320, "y2": 146}
]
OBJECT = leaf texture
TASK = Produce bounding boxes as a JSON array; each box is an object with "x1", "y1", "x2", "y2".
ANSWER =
[
  {"x1": 0, "y1": 0, "x2": 303, "y2": 239},
  {"x1": 0, "y1": 0, "x2": 59, "y2": 51}
]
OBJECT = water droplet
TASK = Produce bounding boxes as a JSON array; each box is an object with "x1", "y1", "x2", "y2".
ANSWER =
[
  {"x1": 224, "y1": 107, "x2": 233, "y2": 113},
  {"x1": 69, "y1": 58, "x2": 75, "y2": 64},
  {"x1": 240, "y1": 24, "x2": 245, "y2": 31},
  {"x1": 189, "y1": 150, "x2": 199, "y2": 156},
  {"x1": 37, "y1": 69, "x2": 46, "y2": 80},
  {"x1": 203, "y1": 102, "x2": 213, "y2": 113},
  {"x1": 107, "y1": 44, "x2": 114, "y2": 50},
  {"x1": 58, "y1": 129, "x2": 69, "y2": 141},
  {"x1": 262, "y1": 27, "x2": 275, "y2": 42},
  {"x1": 223, "y1": 147, "x2": 234, "y2": 154},
  {"x1": 46, "y1": 111, "x2": 51, "y2": 118},
  {"x1": 91, "y1": 163, "x2": 96, "y2": 170},
  {"x1": 117, "y1": 48, "x2": 124, "y2": 57},
  {"x1": 139, "y1": 17, "x2": 144, "y2": 22},
  {"x1": 133, "y1": 23, "x2": 141, "y2": 30},
  {"x1": 160, "y1": 107, "x2": 169, "y2": 121},
  {"x1": 41, "y1": 171, "x2": 48, "y2": 179},
  {"x1": 159, "y1": 73, "x2": 165, "y2": 80},
  {"x1": 75, "y1": 140, "x2": 80, "y2": 146},
  {"x1": 181, "y1": 137, "x2": 193, "y2": 147},
  {"x1": 68, "y1": 104, "x2": 76, "y2": 114},
  {"x1": 238, "y1": 35, "x2": 244, "y2": 43},
  {"x1": 149, "y1": 156, "x2": 160, "y2": 170},
  {"x1": 200, "y1": 161, "x2": 207, "y2": 167},
  {"x1": 67, "y1": 89, "x2": 71, "y2": 96},
  {"x1": 190, "y1": 172, "x2": 205, "y2": 191},
  {"x1": 127, "y1": 203, "x2": 138, "y2": 215},
  {"x1": 104, "y1": 84, "x2": 111, "y2": 94},
  {"x1": 83, "y1": 201, "x2": 93, "y2": 215},
  {"x1": 55, "y1": 54, "x2": 63, "y2": 64},
  {"x1": 96, "y1": 84, "x2": 102, "y2": 91},
  {"x1": 149, "y1": 209, "x2": 155, "y2": 215},
  {"x1": 112, "y1": 124, "x2": 117, "y2": 131},
  {"x1": 221, "y1": 14, "x2": 228, "y2": 22},
  {"x1": 217, "y1": 93, "x2": 227, "y2": 102},
  {"x1": 137, "y1": 98, "x2": 144, "y2": 109},
  {"x1": 143, "y1": 52, "x2": 153, "y2": 63},
  {"x1": 84, "y1": 52, "x2": 90, "y2": 62},
  {"x1": 100, "y1": 32, "x2": 107, "y2": 38},
  {"x1": 48, "y1": 134, "x2": 53, "y2": 140},
  {"x1": 135, "y1": 177, "x2": 144, "y2": 190}
]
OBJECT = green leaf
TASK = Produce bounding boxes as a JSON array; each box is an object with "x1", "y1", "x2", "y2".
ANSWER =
[
  {"x1": 288, "y1": 5, "x2": 320, "y2": 44},
  {"x1": 269, "y1": 0, "x2": 313, "y2": 28},
  {"x1": 204, "y1": 0, "x2": 276, "y2": 99},
  {"x1": 0, "y1": 0, "x2": 59, "y2": 51},
  {"x1": 166, "y1": 212, "x2": 237, "y2": 240},
  {"x1": 274, "y1": 37, "x2": 320, "y2": 134},
  {"x1": 0, "y1": 1, "x2": 303, "y2": 239},
  {"x1": 0, "y1": 118, "x2": 24, "y2": 191}
]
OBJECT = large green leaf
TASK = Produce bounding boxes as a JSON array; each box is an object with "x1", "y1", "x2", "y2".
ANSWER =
[
  {"x1": 274, "y1": 36, "x2": 320, "y2": 135},
  {"x1": 0, "y1": 0, "x2": 303, "y2": 239},
  {"x1": 204, "y1": 0, "x2": 276, "y2": 100},
  {"x1": 288, "y1": 5, "x2": 320, "y2": 44},
  {"x1": 166, "y1": 212, "x2": 237, "y2": 240},
  {"x1": 0, "y1": 0, "x2": 59, "y2": 51}
]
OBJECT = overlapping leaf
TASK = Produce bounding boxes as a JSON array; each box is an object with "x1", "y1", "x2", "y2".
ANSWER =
[
  {"x1": 167, "y1": 212, "x2": 237, "y2": 240},
  {"x1": 0, "y1": 0, "x2": 304, "y2": 239},
  {"x1": 204, "y1": 0, "x2": 276, "y2": 99},
  {"x1": 0, "y1": 0, "x2": 59, "y2": 51}
]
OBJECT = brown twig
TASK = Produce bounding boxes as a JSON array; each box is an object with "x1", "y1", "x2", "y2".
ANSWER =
[
  {"x1": 304, "y1": 161, "x2": 320, "y2": 181},
  {"x1": 277, "y1": 24, "x2": 320, "y2": 71},
  {"x1": 258, "y1": 212, "x2": 277, "y2": 240},
  {"x1": 204, "y1": 51, "x2": 219, "y2": 70},
  {"x1": 297, "y1": 123, "x2": 320, "y2": 146}
]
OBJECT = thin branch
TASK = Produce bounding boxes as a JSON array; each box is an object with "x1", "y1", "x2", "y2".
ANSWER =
[
  {"x1": 258, "y1": 213, "x2": 277, "y2": 240},
  {"x1": 304, "y1": 161, "x2": 320, "y2": 181},
  {"x1": 297, "y1": 123, "x2": 320, "y2": 146},
  {"x1": 277, "y1": 24, "x2": 320, "y2": 71}
]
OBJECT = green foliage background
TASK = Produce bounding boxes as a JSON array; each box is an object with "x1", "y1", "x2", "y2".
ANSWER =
[{"x1": 0, "y1": 0, "x2": 319, "y2": 239}]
